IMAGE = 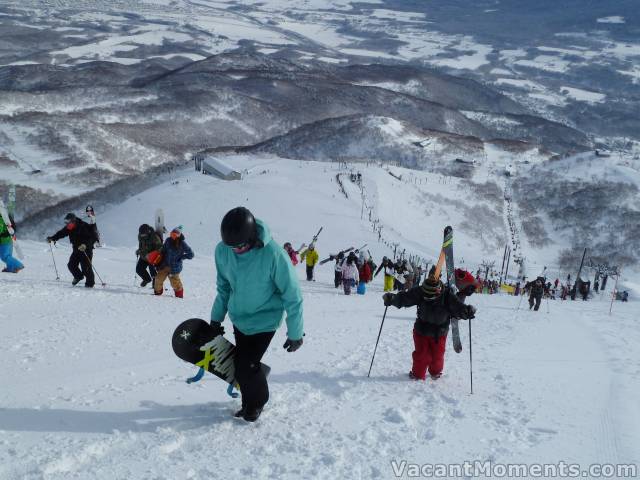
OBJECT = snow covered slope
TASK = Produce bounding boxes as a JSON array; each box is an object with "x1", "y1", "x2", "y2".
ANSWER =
[{"x1": 1, "y1": 156, "x2": 638, "y2": 479}]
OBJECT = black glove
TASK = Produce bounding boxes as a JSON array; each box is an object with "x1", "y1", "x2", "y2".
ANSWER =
[
  {"x1": 46, "y1": 236, "x2": 54, "y2": 243},
  {"x1": 210, "y1": 322, "x2": 225, "y2": 337},
  {"x1": 382, "y1": 292, "x2": 394, "y2": 307},
  {"x1": 283, "y1": 338, "x2": 303, "y2": 352},
  {"x1": 465, "y1": 305, "x2": 476, "y2": 319}
]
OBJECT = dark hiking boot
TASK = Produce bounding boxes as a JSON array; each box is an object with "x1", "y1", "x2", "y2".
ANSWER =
[{"x1": 243, "y1": 407, "x2": 263, "y2": 422}]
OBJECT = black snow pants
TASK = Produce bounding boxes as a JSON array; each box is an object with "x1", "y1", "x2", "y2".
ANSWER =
[
  {"x1": 529, "y1": 293, "x2": 542, "y2": 311},
  {"x1": 69, "y1": 248, "x2": 95, "y2": 287},
  {"x1": 136, "y1": 257, "x2": 156, "y2": 283},
  {"x1": 233, "y1": 327, "x2": 276, "y2": 412},
  {"x1": 306, "y1": 265, "x2": 314, "y2": 281},
  {"x1": 334, "y1": 270, "x2": 342, "y2": 288}
]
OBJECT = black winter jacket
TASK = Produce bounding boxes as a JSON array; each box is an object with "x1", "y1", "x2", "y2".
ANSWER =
[
  {"x1": 50, "y1": 219, "x2": 98, "y2": 251},
  {"x1": 391, "y1": 285, "x2": 472, "y2": 337}
]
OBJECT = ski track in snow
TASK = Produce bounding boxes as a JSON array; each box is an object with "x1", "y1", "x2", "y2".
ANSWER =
[{"x1": 1, "y1": 162, "x2": 639, "y2": 479}]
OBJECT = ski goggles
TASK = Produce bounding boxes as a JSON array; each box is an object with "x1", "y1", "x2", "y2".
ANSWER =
[{"x1": 230, "y1": 242, "x2": 251, "y2": 254}]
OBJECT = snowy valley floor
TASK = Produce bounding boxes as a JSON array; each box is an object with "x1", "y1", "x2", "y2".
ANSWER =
[{"x1": 0, "y1": 241, "x2": 638, "y2": 479}]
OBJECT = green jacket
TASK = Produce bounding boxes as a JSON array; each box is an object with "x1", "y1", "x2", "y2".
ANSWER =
[
  {"x1": 137, "y1": 231, "x2": 163, "y2": 258},
  {"x1": 0, "y1": 214, "x2": 12, "y2": 246},
  {"x1": 211, "y1": 219, "x2": 304, "y2": 340}
]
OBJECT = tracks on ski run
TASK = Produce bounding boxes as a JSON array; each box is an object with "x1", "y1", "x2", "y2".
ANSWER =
[{"x1": 1, "y1": 243, "x2": 638, "y2": 478}]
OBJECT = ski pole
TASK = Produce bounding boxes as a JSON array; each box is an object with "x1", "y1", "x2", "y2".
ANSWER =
[
  {"x1": 134, "y1": 254, "x2": 139, "y2": 286},
  {"x1": 367, "y1": 306, "x2": 388, "y2": 378},
  {"x1": 49, "y1": 242, "x2": 60, "y2": 280},
  {"x1": 546, "y1": 296, "x2": 550, "y2": 314},
  {"x1": 469, "y1": 319, "x2": 473, "y2": 395},
  {"x1": 516, "y1": 292, "x2": 524, "y2": 310},
  {"x1": 83, "y1": 251, "x2": 106, "y2": 287}
]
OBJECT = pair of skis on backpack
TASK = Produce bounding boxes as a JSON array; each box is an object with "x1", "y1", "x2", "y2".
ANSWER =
[{"x1": 435, "y1": 226, "x2": 463, "y2": 354}]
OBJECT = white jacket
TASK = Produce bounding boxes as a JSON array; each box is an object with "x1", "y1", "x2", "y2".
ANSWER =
[{"x1": 341, "y1": 263, "x2": 360, "y2": 282}]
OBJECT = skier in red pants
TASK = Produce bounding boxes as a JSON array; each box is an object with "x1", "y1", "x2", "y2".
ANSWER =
[{"x1": 383, "y1": 266, "x2": 476, "y2": 380}]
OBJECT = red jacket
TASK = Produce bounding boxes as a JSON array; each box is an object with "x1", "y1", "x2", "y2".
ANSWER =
[
  {"x1": 359, "y1": 262, "x2": 372, "y2": 283},
  {"x1": 286, "y1": 248, "x2": 299, "y2": 266}
]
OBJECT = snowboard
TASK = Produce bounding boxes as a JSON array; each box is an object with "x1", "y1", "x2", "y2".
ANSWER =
[
  {"x1": 442, "y1": 226, "x2": 462, "y2": 354},
  {"x1": 172, "y1": 318, "x2": 271, "y2": 395},
  {"x1": 154, "y1": 208, "x2": 165, "y2": 237},
  {"x1": 0, "y1": 198, "x2": 24, "y2": 260}
]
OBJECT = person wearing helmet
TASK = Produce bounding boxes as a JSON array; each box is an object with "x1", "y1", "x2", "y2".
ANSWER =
[
  {"x1": 136, "y1": 224, "x2": 163, "y2": 287},
  {"x1": 153, "y1": 226, "x2": 193, "y2": 298},
  {"x1": 383, "y1": 266, "x2": 476, "y2": 380},
  {"x1": 211, "y1": 207, "x2": 304, "y2": 422},
  {"x1": 300, "y1": 242, "x2": 319, "y2": 281},
  {"x1": 46, "y1": 212, "x2": 99, "y2": 287}
]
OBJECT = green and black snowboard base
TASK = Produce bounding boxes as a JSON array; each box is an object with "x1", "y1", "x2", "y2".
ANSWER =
[{"x1": 171, "y1": 318, "x2": 271, "y2": 397}]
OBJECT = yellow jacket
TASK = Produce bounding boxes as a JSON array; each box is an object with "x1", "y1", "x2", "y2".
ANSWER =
[{"x1": 301, "y1": 248, "x2": 319, "y2": 267}]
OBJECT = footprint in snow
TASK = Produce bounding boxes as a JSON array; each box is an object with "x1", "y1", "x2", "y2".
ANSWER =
[
  {"x1": 383, "y1": 407, "x2": 411, "y2": 425},
  {"x1": 439, "y1": 393, "x2": 458, "y2": 405}
]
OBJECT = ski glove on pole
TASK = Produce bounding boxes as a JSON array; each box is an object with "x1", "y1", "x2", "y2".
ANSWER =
[
  {"x1": 465, "y1": 305, "x2": 477, "y2": 319},
  {"x1": 382, "y1": 293, "x2": 395, "y2": 307},
  {"x1": 78, "y1": 244, "x2": 87, "y2": 252},
  {"x1": 283, "y1": 338, "x2": 303, "y2": 352}
]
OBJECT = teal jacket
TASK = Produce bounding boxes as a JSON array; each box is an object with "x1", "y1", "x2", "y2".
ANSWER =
[{"x1": 211, "y1": 219, "x2": 304, "y2": 340}]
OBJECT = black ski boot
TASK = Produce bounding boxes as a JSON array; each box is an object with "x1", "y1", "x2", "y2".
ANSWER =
[
  {"x1": 243, "y1": 407, "x2": 263, "y2": 423},
  {"x1": 72, "y1": 277, "x2": 83, "y2": 286}
]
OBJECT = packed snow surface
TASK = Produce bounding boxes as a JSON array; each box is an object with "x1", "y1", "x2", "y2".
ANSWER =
[{"x1": 1, "y1": 158, "x2": 638, "y2": 479}]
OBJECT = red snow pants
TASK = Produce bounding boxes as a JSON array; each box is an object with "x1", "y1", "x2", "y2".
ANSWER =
[{"x1": 411, "y1": 329, "x2": 447, "y2": 379}]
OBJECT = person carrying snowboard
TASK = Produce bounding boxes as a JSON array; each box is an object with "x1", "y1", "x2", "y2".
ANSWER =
[
  {"x1": 382, "y1": 266, "x2": 476, "y2": 380},
  {"x1": 136, "y1": 224, "x2": 163, "y2": 287},
  {"x1": 0, "y1": 211, "x2": 23, "y2": 273},
  {"x1": 153, "y1": 226, "x2": 193, "y2": 298},
  {"x1": 211, "y1": 207, "x2": 304, "y2": 422},
  {"x1": 47, "y1": 213, "x2": 98, "y2": 287},
  {"x1": 300, "y1": 242, "x2": 319, "y2": 281},
  {"x1": 527, "y1": 277, "x2": 544, "y2": 311}
]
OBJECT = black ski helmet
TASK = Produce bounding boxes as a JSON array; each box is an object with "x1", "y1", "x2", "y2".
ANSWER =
[
  {"x1": 86, "y1": 205, "x2": 94, "y2": 213},
  {"x1": 64, "y1": 212, "x2": 77, "y2": 223},
  {"x1": 221, "y1": 207, "x2": 257, "y2": 247}
]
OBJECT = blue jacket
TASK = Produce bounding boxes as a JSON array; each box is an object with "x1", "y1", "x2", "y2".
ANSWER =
[
  {"x1": 211, "y1": 219, "x2": 304, "y2": 340},
  {"x1": 160, "y1": 236, "x2": 194, "y2": 274}
]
